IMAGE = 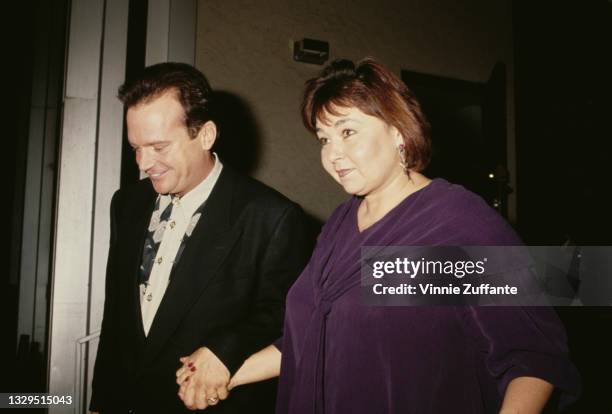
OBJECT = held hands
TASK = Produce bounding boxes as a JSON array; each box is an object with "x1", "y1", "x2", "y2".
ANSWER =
[
  {"x1": 176, "y1": 344, "x2": 280, "y2": 410},
  {"x1": 176, "y1": 347, "x2": 231, "y2": 410}
]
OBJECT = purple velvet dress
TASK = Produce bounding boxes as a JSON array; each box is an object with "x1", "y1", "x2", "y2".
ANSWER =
[{"x1": 276, "y1": 179, "x2": 580, "y2": 414}]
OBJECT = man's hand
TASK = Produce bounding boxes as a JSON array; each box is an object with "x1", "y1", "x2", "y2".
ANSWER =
[{"x1": 176, "y1": 347, "x2": 230, "y2": 410}]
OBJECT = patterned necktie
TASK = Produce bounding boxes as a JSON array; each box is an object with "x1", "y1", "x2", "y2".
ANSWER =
[{"x1": 139, "y1": 197, "x2": 174, "y2": 287}]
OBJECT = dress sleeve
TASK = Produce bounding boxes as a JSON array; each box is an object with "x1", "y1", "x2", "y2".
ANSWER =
[
  {"x1": 458, "y1": 289, "x2": 581, "y2": 409},
  {"x1": 273, "y1": 336, "x2": 283, "y2": 352}
]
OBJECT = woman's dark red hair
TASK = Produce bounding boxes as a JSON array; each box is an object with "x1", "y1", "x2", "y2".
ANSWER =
[{"x1": 301, "y1": 57, "x2": 431, "y2": 172}]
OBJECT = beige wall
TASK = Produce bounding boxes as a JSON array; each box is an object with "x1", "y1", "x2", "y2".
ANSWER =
[{"x1": 196, "y1": 0, "x2": 514, "y2": 221}]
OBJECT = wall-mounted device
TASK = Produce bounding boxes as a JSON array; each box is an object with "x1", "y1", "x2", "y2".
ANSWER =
[{"x1": 293, "y1": 38, "x2": 329, "y2": 65}]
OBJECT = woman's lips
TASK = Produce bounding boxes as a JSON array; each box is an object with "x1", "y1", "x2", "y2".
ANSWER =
[{"x1": 336, "y1": 169, "x2": 353, "y2": 178}]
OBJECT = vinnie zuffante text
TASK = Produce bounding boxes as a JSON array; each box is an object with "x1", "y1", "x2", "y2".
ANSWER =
[{"x1": 369, "y1": 258, "x2": 518, "y2": 296}]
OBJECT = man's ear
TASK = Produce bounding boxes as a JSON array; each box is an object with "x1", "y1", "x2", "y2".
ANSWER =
[{"x1": 198, "y1": 120, "x2": 217, "y2": 150}]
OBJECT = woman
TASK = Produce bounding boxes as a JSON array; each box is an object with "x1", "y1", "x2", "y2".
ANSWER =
[{"x1": 177, "y1": 58, "x2": 580, "y2": 413}]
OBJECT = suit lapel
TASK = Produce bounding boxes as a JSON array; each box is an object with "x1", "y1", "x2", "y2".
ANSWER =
[{"x1": 141, "y1": 168, "x2": 240, "y2": 365}]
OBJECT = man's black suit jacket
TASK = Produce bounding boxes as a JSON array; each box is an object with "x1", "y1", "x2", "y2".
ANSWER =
[{"x1": 90, "y1": 167, "x2": 312, "y2": 413}]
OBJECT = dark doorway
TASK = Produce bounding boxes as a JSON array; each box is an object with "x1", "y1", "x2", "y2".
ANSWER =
[
  {"x1": 402, "y1": 63, "x2": 510, "y2": 218},
  {"x1": 120, "y1": 0, "x2": 149, "y2": 189},
  {"x1": 513, "y1": 1, "x2": 612, "y2": 413},
  {"x1": 3, "y1": 0, "x2": 68, "y2": 396}
]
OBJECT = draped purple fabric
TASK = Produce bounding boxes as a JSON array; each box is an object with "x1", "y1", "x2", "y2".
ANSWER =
[{"x1": 276, "y1": 179, "x2": 580, "y2": 414}]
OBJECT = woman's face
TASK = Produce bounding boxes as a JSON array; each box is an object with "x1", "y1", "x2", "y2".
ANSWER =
[{"x1": 316, "y1": 106, "x2": 405, "y2": 197}]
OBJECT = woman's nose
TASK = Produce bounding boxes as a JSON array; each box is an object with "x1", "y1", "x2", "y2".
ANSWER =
[{"x1": 326, "y1": 141, "x2": 345, "y2": 162}]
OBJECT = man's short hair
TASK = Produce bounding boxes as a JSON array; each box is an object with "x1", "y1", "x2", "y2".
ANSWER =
[{"x1": 118, "y1": 62, "x2": 214, "y2": 138}]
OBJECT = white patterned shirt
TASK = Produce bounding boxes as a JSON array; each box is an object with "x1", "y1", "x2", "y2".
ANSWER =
[{"x1": 140, "y1": 153, "x2": 223, "y2": 336}]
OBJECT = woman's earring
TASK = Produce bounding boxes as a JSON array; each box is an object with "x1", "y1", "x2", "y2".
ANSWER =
[{"x1": 398, "y1": 144, "x2": 408, "y2": 172}]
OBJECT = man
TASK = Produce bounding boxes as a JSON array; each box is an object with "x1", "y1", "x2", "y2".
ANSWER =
[{"x1": 90, "y1": 63, "x2": 311, "y2": 413}]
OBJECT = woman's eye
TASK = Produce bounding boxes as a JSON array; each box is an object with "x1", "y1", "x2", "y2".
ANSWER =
[
  {"x1": 342, "y1": 129, "x2": 355, "y2": 138},
  {"x1": 318, "y1": 137, "x2": 329, "y2": 146}
]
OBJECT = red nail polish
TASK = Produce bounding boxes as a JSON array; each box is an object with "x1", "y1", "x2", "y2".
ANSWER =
[
  {"x1": 190, "y1": 366, "x2": 196, "y2": 372},
  {"x1": 188, "y1": 362, "x2": 193, "y2": 367}
]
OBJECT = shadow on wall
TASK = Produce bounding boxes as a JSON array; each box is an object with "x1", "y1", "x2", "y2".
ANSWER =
[
  {"x1": 210, "y1": 90, "x2": 324, "y2": 240},
  {"x1": 211, "y1": 90, "x2": 262, "y2": 176}
]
